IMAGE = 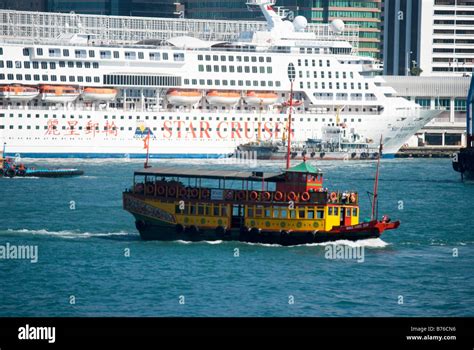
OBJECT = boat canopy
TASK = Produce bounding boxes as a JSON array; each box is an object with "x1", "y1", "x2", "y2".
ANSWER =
[
  {"x1": 286, "y1": 161, "x2": 322, "y2": 175},
  {"x1": 134, "y1": 166, "x2": 283, "y2": 182}
]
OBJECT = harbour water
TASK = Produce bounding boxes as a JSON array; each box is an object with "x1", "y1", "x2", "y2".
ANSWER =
[{"x1": 0, "y1": 158, "x2": 473, "y2": 317}]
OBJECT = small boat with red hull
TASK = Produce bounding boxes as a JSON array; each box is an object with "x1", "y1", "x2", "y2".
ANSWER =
[{"x1": 123, "y1": 153, "x2": 399, "y2": 245}]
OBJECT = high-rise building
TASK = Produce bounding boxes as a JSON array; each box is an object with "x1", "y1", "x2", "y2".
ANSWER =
[
  {"x1": 46, "y1": 0, "x2": 184, "y2": 17},
  {"x1": 383, "y1": 0, "x2": 474, "y2": 76},
  {"x1": 185, "y1": 0, "x2": 263, "y2": 20},
  {"x1": 0, "y1": 0, "x2": 46, "y2": 11},
  {"x1": 187, "y1": 1, "x2": 382, "y2": 59},
  {"x1": 283, "y1": 1, "x2": 382, "y2": 59}
]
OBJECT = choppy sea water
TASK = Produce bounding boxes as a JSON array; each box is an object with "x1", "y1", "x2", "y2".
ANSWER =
[{"x1": 0, "y1": 158, "x2": 473, "y2": 317}]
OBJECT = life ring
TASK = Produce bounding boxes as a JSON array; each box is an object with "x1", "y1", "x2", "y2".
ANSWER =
[
  {"x1": 262, "y1": 192, "x2": 271, "y2": 201},
  {"x1": 301, "y1": 192, "x2": 310, "y2": 202},
  {"x1": 274, "y1": 191, "x2": 284, "y2": 201},
  {"x1": 190, "y1": 188, "x2": 199, "y2": 198},
  {"x1": 225, "y1": 190, "x2": 234, "y2": 201},
  {"x1": 145, "y1": 184, "x2": 155, "y2": 195},
  {"x1": 201, "y1": 189, "x2": 210, "y2": 199},
  {"x1": 330, "y1": 192, "x2": 338, "y2": 202},
  {"x1": 350, "y1": 193, "x2": 357, "y2": 203},
  {"x1": 237, "y1": 191, "x2": 247, "y2": 201},
  {"x1": 250, "y1": 191, "x2": 259, "y2": 201},
  {"x1": 179, "y1": 187, "x2": 188, "y2": 198},
  {"x1": 287, "y1": 191, "x2": 297, "y2": 201},
  {"x1": 157, "y1": 185, "x2": 166, "y2": 196},
  {"x1": 167, "y1": 186, "x2": 177, "y2": 197}
]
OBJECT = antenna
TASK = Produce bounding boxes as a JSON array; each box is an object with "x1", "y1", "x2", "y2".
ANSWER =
[{"x1": 371, "y1": 135, "x2": 383, "y2": 221}]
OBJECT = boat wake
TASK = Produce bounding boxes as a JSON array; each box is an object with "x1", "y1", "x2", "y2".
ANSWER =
[
  {"x1": 245, "y1": 238, "x2": 389, "y2": 248},
  {"x1": 3, "y1": 228, "x2": 137, "y2": 239}
]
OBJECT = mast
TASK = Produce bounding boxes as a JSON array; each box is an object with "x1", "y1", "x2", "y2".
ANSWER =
[
  {"x1": 286, "y1": 62, "x2": 296, "y2": 169},
  {"x1": 371, "y1": 135, "x2": 383, "y2": 221},
  {"x1": 144, "y1": 130, "x2": 151, "y2": 169},
  {"x1": 286, "y1": 81, "x2": 294, "y2": 169}
]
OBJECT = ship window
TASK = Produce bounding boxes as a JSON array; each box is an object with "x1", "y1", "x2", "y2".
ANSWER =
[
  {"x1": 40, "y1": 62, "x2": 47, "y2": 69},
  {"x1": 149, "y1": 52, "x2": 160, "y2": 61},
  {"x1": 213, "y1": 65, "x2": 219, "y2": 72},
  {"x1": 63, "y1": 49, "x2": 69, "y2": 57},
  {"x1": 229, "y1": 56, "x2": 234, "y2": 62},
  {"x1": 198, "y1": 204, "x2": 205, "y2": 215},
  {"x1": 67, "y1": 62, "x2": 74, "y2": 68},
  {"x1": 298, "y1": 209, "x2": 305, "y2": 219},
  {"x1": 213, "y1": 205, "x2": 220, "y2": 216},
  {"x1": 184, "y1": 79, "x2": 189, "y2": 85},
  {"x1": 22, "y1": 48, "x2": 29, "y2": 56},
  {"x1": 229, "y1": 66, "x2": 235, "y2": 72},
  {"x1": 100, "y1": 51, "x2": 111, "y2": 59},
  {"x1": 51, "y1": 75, "x2": 57, "y2": 81},
  {"x1": 86, "y1": 77, "x2": 91, "y2": 82},
  {"x1": 16, "y1": 74, "x2": 22, "y2": 80},
  {"x1": 60, "y1": 75, "x2": 66, "y2": 82},
  {"x1": 317, "y1": 210, "x2": 324, "y2": 219},
  {"x1": 307, "y1": 210, "x2": 315, "y2": 219},
  {"x1": 75, "y1": 50, "x2": 86, "y2": 58},
  {"x1": 0, "y1": 74, "x2": 3, "y2": 80},
  {"x1": 276, "y1": 81, "x2": 281, "y2": 87},
  {"x1": 251, "y1": 56, "x2": 257, "y2": 62},
  {"x1": 247, "y1": 207, "x2": 254, "y2": 217},
  {"x1": 327, "y1": 60, "x2": 330, "y2": 67},
  {"x1": 93, "y1": 62, "x2": 99, "y2": 69},
  {"x1": 252, "y1": 67, "x2": 257, "y2": 73},
  {"x1": 346, "y1": 208, "x2": 351, "y2": 217},
  {"x1": 125, "y1": 52, "x2": 136, "y2": 60},
  {"x1": 328, "y1": 207, "x2": 333, "y2": 215},
  {"x1": 50, "y1": 62, "x2": 56, "y2": 69},
  {"x1": 33, "y1": 74, "x2": 39, "y2": 81},
  {"x1": 352, "y1": 208, "x2": 358, "y2": 217},
  {"x1": 6, "y1": 60, "x2": 12, "y2": 68},
  {"x1": 221, "y1": 66, "x2": 227, "y2": 72},
  {"x1": 0, "y1": 61, "x2": 3, "y2": 68},
  {"x1": 244, "y1": 57, "x2": 249, "y2": 62},
  {"x1": 138, "y1": 52, "x2": 144, "y2": 60},
  {"x1": 36, "y1": 48, "x2": 43, "y2": 56},
  {"x1": 334, "y1": 207, "x2": 339, "y2": 216},
  {"x1": 207, "y1": 79, "x2": 212, "y2": 85},
  {"x1": 267, "y1": 67, "x2": 272, "y2": 74},
  {"x1": 192, "y1": 79, "x2": 197, "y2": 85},
  {"x1": 25, "y1": 74, "x2": 31, "y2": 80},
  {"x1": 253, "y1": 81, "x2": 258, "y2": 86},
  {"x1": 198, "y1": 55, "x2": 203, "y2": 61},
  {"x1": 221, "y1": 206, "x2": 227, "y2": 216},
  {"x1": 264, "y1": 209, "x2": 271, "y2": 218},
  {"x1": 49, "y1": 48, "x2": 60, "y2": 57},
  {"x1": 69, "y1": 76, "x2": 75, "y2": 82},
  {"x1": 88, "y1": 50, "x2": 95, "y2": 58}
]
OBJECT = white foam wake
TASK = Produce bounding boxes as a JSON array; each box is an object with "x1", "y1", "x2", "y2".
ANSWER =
[{"x1": 4, "y1": 228, "x2": 134, "y2": 239}]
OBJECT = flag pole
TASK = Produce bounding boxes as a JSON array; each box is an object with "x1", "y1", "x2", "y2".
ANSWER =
[{"x1": 144, "y1": 130, "x2": 151, "y2": 169}]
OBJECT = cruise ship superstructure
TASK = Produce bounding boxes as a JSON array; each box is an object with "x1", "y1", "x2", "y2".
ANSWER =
[{"x1": 0, "y1": 0, "x2": 440, "y2": 158}]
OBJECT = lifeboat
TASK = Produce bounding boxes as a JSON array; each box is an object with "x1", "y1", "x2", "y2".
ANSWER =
[
  {"x1": 40, "y1": 85, "x2": 80, "y2": 103},
  {"x1": 82, "y1": 87, "x2": 118, "y2": 101},
  {"x1": 206, "y1": 90, "x2": 241, "y2": 106},
  {"x1": 167, "y1": 89, "x2": 202, "y2": 105},
  {"x1": 0, "y1": 85, "x2": 39, "y2": 101},
  {"x1": 244, "y1": 91, "x2": 279, "y2": 106}
]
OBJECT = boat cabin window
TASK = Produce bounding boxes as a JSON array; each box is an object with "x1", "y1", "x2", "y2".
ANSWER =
[
  {"x1": 346, "y1": 208, "x2": 351, "y2": 217},
  {"x1": 352, "y1": 208, "x2": 358, "y2": 217},
  {"x1": 247, "y1": 207, "x2": 254, "y2": 218},
  {"x1": 273, "y1": 209, "x2": 279, "y2": 218},
  {"x1": 290, "y1": 210, "x2": 296, "y2": 219},
  {"x1": 198, "y1": 204, "x2": 205, "y2": 215},
  {"x1": 265, "y1": 209, "x2": 271, "y2": 218},
  {"x1": 255, "y1": 206, "x2": 263, "y2": 217},
  {"x1": 334, "y1": 207, "x2": 339, "y2": 216},
  {"x1": 328, "y1": 207, "x2": 333, "y2": 216},
  {"x1": 280, "y1": 209, "x2": 287, "y2": 219},
  {"x1": 307, "y1": 210, "x2": 315, "y2": 219},
  {"x1": 317, "y1": 209, "x2": 324, "y2": 219},
  {"x1": 298, "y1": 209, "x2": 305, "y2": 219}
]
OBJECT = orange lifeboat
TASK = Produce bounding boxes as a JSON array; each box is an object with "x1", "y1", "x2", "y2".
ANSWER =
[
  {"x1": 0, "y1": 85, "x2": 39, "y2": 101},
  {"x1": 40, "y1": 85, "x2": 80, "y2": 103},
  {"x1": 82, "y1": 87, "x2": 118, "y2": 101},
  {"x1": 166, "y1": 89, "x2": 202, "y2": 105},
  {"x1": 206, "y1": 90, "x2": 241, "y2": 106},
  {"x1": 244, "y1": 91, "x2": 278, "y2": 106}
]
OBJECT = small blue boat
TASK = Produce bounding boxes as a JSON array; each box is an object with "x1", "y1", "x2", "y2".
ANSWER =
[{"x1": 0, "y1": 155, "x2": 83, "y2": 178}]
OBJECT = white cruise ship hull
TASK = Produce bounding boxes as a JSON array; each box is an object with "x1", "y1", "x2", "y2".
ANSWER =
[{"x1": 0, "y1": 107, "x2": 438, "y2": 159}]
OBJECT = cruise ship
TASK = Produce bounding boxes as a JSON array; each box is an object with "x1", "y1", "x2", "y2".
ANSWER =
[{"x1": 0, "y1": 0, "x2": 440, "y2": 158}]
